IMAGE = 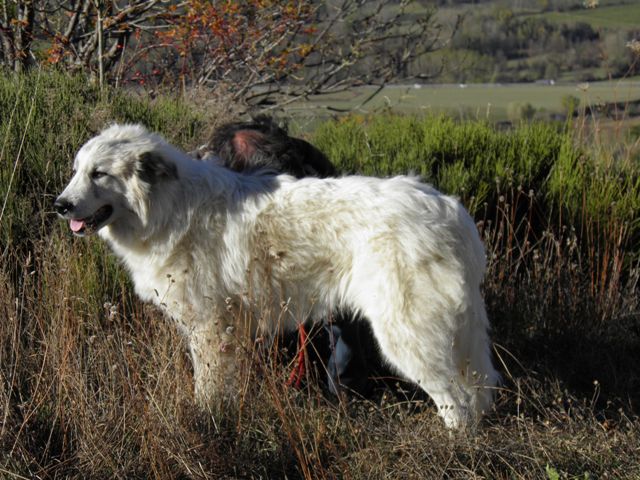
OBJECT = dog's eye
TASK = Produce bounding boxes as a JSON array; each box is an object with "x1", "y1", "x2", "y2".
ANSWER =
[{"x1": 91, "y1": 170, "x2": 107, "y2": 180}]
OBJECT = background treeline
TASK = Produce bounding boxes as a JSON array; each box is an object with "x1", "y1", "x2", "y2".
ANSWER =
[
  {"x1": 1, "y1": 71, "x2": 638, "y2": 478},
  {"x1": 424, "y1": 1, "x2": 640, "y2": 83}
]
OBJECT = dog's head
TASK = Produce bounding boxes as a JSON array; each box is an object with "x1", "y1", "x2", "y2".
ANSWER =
[
  {"x1": 54, "y1": 124, "x2": 178, "y2": 237},
  {"x1": 205, "y1": 115, "x2": 336, "y2": 178}
]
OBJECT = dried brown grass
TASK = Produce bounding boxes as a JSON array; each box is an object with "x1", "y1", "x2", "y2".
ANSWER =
[{"x1": 1, "y1": 185, "x2": 638, "y2": 479}]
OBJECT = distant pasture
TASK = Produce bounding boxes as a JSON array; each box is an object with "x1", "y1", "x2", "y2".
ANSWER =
[{"x1": 285, "y1": 81, "x2": 640, "y2": 126}]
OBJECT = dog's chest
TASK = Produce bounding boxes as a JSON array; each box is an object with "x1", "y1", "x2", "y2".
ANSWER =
[{"x1": 123, "y1": 252, "x2": 199, "y2": 325}]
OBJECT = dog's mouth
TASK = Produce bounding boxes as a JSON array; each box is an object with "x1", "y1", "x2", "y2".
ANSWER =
[{"x1": 69, "y1": 205, "x2": 114, "y2": 236}]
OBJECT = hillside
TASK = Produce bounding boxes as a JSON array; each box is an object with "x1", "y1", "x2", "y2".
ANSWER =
[{"x1": 422, "y1": 0, "x2": 640, "y2": 84}]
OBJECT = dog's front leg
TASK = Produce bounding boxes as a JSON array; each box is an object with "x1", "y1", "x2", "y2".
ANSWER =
[{"x1": 188, "y1": 320, "x2": 239, "y2": 407}]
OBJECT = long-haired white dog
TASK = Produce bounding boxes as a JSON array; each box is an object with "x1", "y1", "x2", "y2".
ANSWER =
[{"x1": 55, "y1": 124, "x2": 499, "y2": 429}]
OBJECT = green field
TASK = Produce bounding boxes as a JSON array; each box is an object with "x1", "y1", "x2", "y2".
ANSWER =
[
  {"x1": 436, "y1": 0, "x2": 640, "y2": 30},
  {"x1": 539, "y1": 3, "x2": 640, "y2": 29},
  {"x1": 285, "y1": 80, "x2": 640, "y2": 126}
]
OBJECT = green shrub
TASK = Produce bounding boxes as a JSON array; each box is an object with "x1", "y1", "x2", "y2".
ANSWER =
[
  {"x1": 506, "y1": 101, "x2": 536, "y2": 122},
  {"x1": 313, "y1": 114, "x2": 565, "y2": 213},
  {"x1": 561, "y1": 94, "x2": 580, "y2": 116},
  {"x1": 0, "y1": 71, "x2": 206, "y2": 259},
  {"x1": 313, "y1": 113, "x2": 640, "y2": 238}
]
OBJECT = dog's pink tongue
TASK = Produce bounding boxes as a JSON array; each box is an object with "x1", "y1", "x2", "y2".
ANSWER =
[{"x1": 70, "y1": 219, "x2": 85, "y2": 232}]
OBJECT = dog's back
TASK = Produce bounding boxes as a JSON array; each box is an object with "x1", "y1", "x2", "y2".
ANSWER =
[
  {"x1": 243, "y1": 172, "x2": 496, "y2": 428},
  {"x1": 245, "y1": 173, "x2": 484, "y2": 321}
]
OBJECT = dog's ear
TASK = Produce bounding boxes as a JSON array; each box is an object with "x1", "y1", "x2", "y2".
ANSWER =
[
  {"x1": 137, "y1": 151, "x2": 178, "y2": 184},
  {"x1": 229, "y1": 130, "x2": 263, "y2": 171}
]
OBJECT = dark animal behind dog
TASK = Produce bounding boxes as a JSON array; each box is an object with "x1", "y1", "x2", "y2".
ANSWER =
[
  {"x1": 196, "y1": 115, "x2": 387, "y2": 397},
  {"x1": 193, "y1": 115, "x2": 336, "y2": 178}
]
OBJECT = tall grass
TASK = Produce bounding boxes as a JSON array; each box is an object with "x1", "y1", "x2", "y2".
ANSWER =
[
  {"x1": 312, "y1": 113, "x2": 640, "y2": 223},
  {"x1": 0, "y1": 71, "x2": 207, "y2": 260},
  {"x1": 1, "y1": 71, "x2": 639, "y2": 478}
]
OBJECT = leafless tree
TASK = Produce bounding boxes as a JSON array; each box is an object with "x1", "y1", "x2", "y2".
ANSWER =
[
  {"x1": 1, "y1": 0, "x2": 36, "y2": 72},
  {"x1": 1, "y1": 0, "x2": 174, "y2": 84},
  {"x1": 158, "y1": 0, "x2": 459, "y2": 108},
  {"x1": 0, "y1": 0, "x2": 458, "y2": 106}
]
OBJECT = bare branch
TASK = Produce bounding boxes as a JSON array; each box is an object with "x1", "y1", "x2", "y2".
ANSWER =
[{"x1": 0, "y1": 0, "x2": 454, "y2": 111}]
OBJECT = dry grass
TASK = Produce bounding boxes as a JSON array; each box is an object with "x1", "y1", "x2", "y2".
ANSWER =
[
  {"x1": 1, "y1": 73, "x2": 639, "y2": 479},
  {"x1": 2, "y1": 174, "x2": 639, "y2": 480}
]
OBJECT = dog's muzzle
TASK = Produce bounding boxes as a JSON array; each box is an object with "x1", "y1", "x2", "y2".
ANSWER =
[{"x1": 54, "y1": 197, "x2": 113, "y2": 236}]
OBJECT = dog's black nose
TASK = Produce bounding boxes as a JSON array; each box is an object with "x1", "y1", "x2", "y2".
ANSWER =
[{"x1": 54, "y1": 198, "x2": 74, "y2": 216}]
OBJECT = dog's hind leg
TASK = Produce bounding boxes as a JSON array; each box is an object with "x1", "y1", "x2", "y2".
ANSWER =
[
  {"x1": 366, "y1": 294, "x2": 498, "y2": 429},
  {"x1": 452, "y1": 290, "x2": 500, "y2": 422},
  {"x1": 366, "y1": 315, "x2": 474, "y2": 429},
  {"x1": 349, "y1": 254, "x2": 483, "y2": 429}
]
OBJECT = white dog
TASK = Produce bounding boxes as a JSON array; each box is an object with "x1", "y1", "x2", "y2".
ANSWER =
[{"x1": 55, "y1": 124, "x2": 499, "y2": 429}]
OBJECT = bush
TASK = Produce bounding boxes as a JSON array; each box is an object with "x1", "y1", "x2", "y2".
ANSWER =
[
  {"x1": 0, "y1": 71, "x2": 207, "y2": 260},
  {"x1": 506, "y1": 101, "x2": 537, "y2": 122},
  {"x1": 313, "y1": 113, "x2": 640, "y2": 232},
  {"x1": 313, "y1": 114, "x2": 566, "y2": 214},
  {"x1": 561, "y1": 94, "x2": 581, "y2": 116}
]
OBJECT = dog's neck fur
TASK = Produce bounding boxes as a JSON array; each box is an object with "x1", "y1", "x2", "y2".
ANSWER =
[{"x1": 99, "y1": 151, "x2": 280, "y2": 327}]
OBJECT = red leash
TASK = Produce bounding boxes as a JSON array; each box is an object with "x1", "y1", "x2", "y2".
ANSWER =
[{"x1": 286, "y1": 323, "x2": 307, "y2": 388}]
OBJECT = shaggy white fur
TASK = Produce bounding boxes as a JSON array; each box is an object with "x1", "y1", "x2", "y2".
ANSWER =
[{"x1": 55, "y1": 124, "x2": 499, "y2": 429}]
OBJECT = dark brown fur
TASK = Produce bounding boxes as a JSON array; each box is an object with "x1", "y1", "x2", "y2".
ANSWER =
[{"x1": 196, "y1": 115, "x2": 337, "y2": 178}]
